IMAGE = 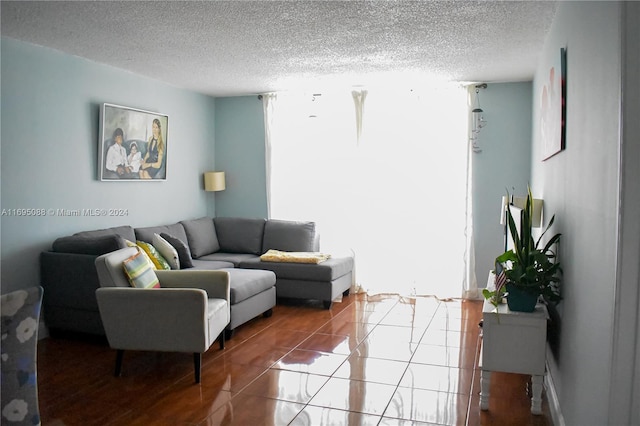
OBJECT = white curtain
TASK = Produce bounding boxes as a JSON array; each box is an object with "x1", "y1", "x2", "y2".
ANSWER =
[
  {"x1": 262, "y1": 93, "x2": 277, "y2": 218},
  {"x1": 265, "y1": 86, "x2": 472, "y2": 299},
  {"x1": 463, "y1": 86, "x2": 478, "y2": 298}
]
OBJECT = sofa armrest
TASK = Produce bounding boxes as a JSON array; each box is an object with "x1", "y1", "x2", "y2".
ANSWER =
[
  {"x1": 41, "y1": 251, "x2": 101, "y2": 310},
  {"x1": 155, "y1": 270, "x2": 230, "y2": 302},
  {"x1": 95, "y1": 287, "x2": 223, "y2": 353}
]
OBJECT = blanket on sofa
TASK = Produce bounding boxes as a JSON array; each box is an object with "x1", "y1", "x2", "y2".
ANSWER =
[{"x1": 260, "y1": 249, "x2": 331, "y2": 264}]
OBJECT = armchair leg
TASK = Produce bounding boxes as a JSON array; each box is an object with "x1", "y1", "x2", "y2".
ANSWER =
[
  {"x1": 193, "y1": 353, "x2": 202, "y2": 384},
  {"x1": 219, "y1": 330, "x2": 225, "y2": 350},
  {"x1": 114, "y1": 350, "x2": 124, "y2": 377}
]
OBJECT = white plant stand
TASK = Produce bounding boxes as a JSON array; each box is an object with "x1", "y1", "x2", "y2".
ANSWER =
[{"x1": 479, "y1": 272, "x2": 548, "y2": 415}]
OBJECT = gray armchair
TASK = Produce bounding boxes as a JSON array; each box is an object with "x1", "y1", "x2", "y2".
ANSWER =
[{"x1": 94, "y1": 247, "x2": 230, "y2": 383}]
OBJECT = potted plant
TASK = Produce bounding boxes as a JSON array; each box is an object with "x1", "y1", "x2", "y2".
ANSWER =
[{"x1": 489, "y1": 188, "x2": 562, "y2": 312}]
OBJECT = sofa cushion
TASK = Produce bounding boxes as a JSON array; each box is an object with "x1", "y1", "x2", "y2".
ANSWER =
[
  {"x1": 239, "y1": 256, "x2": 354, "y2": 282},
  {"x1": 180, "y1": 217, "x2": 220, "y2": 258},
  {"x1": 52, "y1": 234, "x2": 127, "y2": 255},
  {"x1": 190, "y1": 259, "x2": 235, "y2": 270},
  {"x1": 262, "y1": 220, "x2": 317, "y2": 253},
  {"x1": 122, "y1": 251, "x2": 160, "y2": 289},
  {"x1": 214, "y1": 217, "x2": 266, "y2": 255},
  {"x1": 197, "y1": 252, "x2": 259, "y2": 267},
  {"x1": 72, "y1": 225, "x2": 136, "y2": 242},
  {"x1": 221, "y1": 268, "x2": 276, "y2": 304},
  {"x1": 160, "y1": 233, "x2": 194, "y2": 269},
  {"x1": 134, "y1": 223, "x2": 189, "y2": 246},
  {"x1": 136, "y1": 241, "x2": 171, "y2": 270},
  {"x1": 153, "y1": 234, "x2": 179, "y2": 269}
]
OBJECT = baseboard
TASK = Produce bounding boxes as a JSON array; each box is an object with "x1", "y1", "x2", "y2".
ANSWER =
[{"x1": 545, "y1": 363, "x2": 565, "y2": 426}]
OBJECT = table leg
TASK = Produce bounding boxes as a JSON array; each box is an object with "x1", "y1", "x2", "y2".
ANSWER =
[
  {"x1": 531, "y1": 374, "x2": 543, "y2": 415},
  {"x1": 480, "y1": 369, "x2": 491, "y2": 410}
]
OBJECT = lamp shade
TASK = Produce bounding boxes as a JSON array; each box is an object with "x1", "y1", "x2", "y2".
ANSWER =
[{"x1": 204, "y1": 172, "x2": 225, "y2": 191}]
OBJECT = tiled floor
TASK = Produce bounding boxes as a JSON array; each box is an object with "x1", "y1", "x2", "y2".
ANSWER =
[{"x1": 38, "y1": 293, "x2": 551, "y2": 425}]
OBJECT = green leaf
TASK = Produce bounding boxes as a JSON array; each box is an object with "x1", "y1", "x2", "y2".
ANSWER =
[{"x1": 498, "y1": 186, "x2": 563, "y2": 303}]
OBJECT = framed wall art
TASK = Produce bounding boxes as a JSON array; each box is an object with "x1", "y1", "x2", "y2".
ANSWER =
[
  {"x1": 540, "y1": 47, "x2": 567, "y2": 161},
  {"x1": 99, "y1": 103, "x2": 169, "y2": 181}
]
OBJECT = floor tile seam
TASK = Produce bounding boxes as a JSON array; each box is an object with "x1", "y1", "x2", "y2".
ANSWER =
[
  {"x1": 315, "y1": 324, "x2": 377, "y2": 346},
  {"x1": 413, "y1": 341, "x2": 477, "y2": 350},
  {"x1": 224, "y1": 306, "x2": 350, "y2": 401},
  {"x1": 269, "y1": 365, "x2": 338, "y2": 379},
  {"x1": 393, "y1": 382, "x2": 473, "y2": 397},
  {"x1": 380, "y1": 388, "x2": 472, "y2": 426},
  {"x1": 372, "y1": 352, "x2": 413, "y2": 422},
  {"x1": 307, "y1": 333, "x2": 373, "y2": 349},
  {"x1": 295, "y1": 402, "x2": 389, "y2": 423},
  {"x1": 223, "y1": 349, "x2": 298, "y2": 398},
  {"x1": 285, "y1": 407, "x2": 383, "y2": 426},
  {"x1": 407, "y1": 363, "x2": 476, "y2": 374},
  {"x1": 301, "y1": 362, "x2": 401, "y2": 416},
  {"x1": 286, "y1": 313, "x2": 353, "y2": 354},
  {"x1": 302, "y1": 398, "x2": 393, "y2": 418},
  {"x1": 275, "y1": 346, "x2": 353, "y2": 360},
  {"x1": 464, "y1": 333, "x2": 484, "y2": 426},
  {"x1": 237, "y1": 381, "x2": 330, "y2": 407},
  {"x1": 290, "y1": 344, "x2": 355, "y2": 358},
  {"x1": 331, "y1": 362, "x2": 412, "y2": 389},
  {"x1": 218, "y1": 325, "x2": 304, "y2": 361}
]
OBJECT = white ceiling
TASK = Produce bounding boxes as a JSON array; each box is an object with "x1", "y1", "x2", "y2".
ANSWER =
[{"x1": 1, "y1": 1, "x2": 558, "y2": 97}]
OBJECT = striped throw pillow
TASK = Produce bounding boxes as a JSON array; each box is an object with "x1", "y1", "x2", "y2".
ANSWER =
[
  {"x1": 122, "y1": 251, "x2": 160, "y2": 289},
  {"x1": 124, "y1": 239, "x2": 157, "y2": 270}
]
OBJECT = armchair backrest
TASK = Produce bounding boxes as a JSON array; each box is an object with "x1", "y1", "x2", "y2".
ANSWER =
[{"x1": 95, "y1": 247, "x2": 139, "y2": 288}]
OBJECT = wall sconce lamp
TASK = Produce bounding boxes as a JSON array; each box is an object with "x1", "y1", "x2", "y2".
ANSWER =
[
  {"x1": 470, "y1": 83, "x2": 488, "y2": 153},
  {"x1": 204, "y1": 171, "x2": 226, "y2": 192}
]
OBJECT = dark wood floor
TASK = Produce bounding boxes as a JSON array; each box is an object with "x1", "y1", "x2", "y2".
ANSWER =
[{"x1": 37, "y1": 293, "x2": 552, "y2": 425}]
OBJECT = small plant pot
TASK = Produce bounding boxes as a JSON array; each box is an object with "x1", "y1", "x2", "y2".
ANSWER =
[{"x1": 505, "y1": 283, "x2": 539, "y2": 312}]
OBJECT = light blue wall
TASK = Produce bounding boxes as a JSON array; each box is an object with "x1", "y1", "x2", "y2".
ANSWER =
[
  {"x1": 1, "y1": 37, "x2": 217, "y2": 293},
  {"x1": 213, "y1": 96, "x2": 268, "y2": 219},
  {"x1": 471, "y1": 82, "x2": 533, "y2": 286},
  {"x1": 530, "y1": 3, "x2": 625, "y2": 424}
]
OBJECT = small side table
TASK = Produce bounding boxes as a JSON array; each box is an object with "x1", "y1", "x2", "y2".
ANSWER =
[{"x1": 479, "y1": 273, "x2": 548, "y2": 415}]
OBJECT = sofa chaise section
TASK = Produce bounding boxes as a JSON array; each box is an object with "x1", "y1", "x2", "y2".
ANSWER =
[
  {"x1": 194, "y1": 217, "x2": 354, "y2": 309},
  {"x1": 240, "y1": 257, "x2": 354, "y2": 309}
]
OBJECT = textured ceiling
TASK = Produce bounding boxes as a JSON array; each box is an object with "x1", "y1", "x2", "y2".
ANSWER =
[{"x1": 1, "y1": 1, "x2": 558, "y2": 96}]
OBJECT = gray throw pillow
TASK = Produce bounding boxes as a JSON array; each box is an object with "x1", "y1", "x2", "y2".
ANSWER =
[
  {"x1": 160, "y1": 233, "x2": 194, "y2": 269},
  {"x1": 179, "y1": 217, "x2": 220, "y2": 258},
  {"x1": 262, "y1": 220, "x2": 316, "y2": 252},
  {"x1": 213, "y1": 217, "x2": 266, "y2": 255}
]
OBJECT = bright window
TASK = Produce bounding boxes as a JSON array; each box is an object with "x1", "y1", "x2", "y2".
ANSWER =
[{"x1": 268, "y1": 86, "x2": 468, "y2": 297}]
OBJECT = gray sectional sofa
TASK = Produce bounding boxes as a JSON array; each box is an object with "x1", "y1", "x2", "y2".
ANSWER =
[{"x1": 40, "y1": 217, "x2": 354, "y2": 336}]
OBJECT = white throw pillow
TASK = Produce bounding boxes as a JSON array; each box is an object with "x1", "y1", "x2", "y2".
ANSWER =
[{"x1": 152, "y1": 233, "x2": 180, "y2": 270}]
